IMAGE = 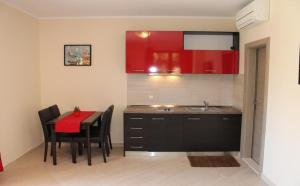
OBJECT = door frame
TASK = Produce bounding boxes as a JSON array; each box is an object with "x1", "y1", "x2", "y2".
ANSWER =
[{"x1": 240, "y1": 38, "x2": 270, "y2": 173}]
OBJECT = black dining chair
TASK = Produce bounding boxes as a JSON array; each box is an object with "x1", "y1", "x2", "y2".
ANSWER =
[
  {"x1": 73, "y1": 109, "x2": 110, "y2": 163},
  {"x1": 106, "y1": 105, "x2": 114, "y2": 150},
  {"x1": 38, "y1": 107, "x2": 75, "y2": 162},
  {"x1": 49, "y1": 104, "x2": 60, "y2": 118},
  {"x1": 95, "y1": 105, "x2": 113, "y2": 156},
  {"x1": 49, "y1": 104, "x2": 63, "y2": 148}
]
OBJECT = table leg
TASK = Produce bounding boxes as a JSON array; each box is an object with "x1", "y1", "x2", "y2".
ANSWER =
[
  {"x1": 51, "y1": 126, "x2": 57, "y2": 165},
  {"x1": 86, "y1": 126, "x2": 91, "y2": 166}
]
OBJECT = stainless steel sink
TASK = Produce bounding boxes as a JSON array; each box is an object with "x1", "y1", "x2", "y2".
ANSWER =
[
  {"x1": 155, "y1": 108, "x2": 174, "y2": 112},
  {"x1": 185, "y1": 106, "x2": 220, "y2": 112},
  {"x1": 187, "y1": 107, "x2": 208, "y2": 111}
]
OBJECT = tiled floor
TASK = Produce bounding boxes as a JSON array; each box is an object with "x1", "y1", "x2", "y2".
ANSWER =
[{"x1": 0, "y1": 144, "x2": 267, "y2": 186}]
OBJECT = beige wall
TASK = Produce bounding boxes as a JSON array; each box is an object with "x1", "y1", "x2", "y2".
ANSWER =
[
  {"x1": 39, "y1": 18, "x2": 236, "y2": 143},
  {"x1": 239, "y1": 0, "x2": 300, "y2": 185},
  {"x1": 0, "y1": 2, "x2": 42, "y2": 166},
  {"x1": 128, "y1": 75, "x2": 234, "y2": 106}
]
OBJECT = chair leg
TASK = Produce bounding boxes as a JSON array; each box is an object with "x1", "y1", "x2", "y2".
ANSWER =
[
  {"x1": 44, "y1": 142, "x2": 48, "y2": 162},
  {"x1": 71, "y1": 142, "x2": 77, "y2": 163},
  {"x1": 50, "y1": 143, "x2": 53, "y2": 156},
  {"x1": 58, "y1": 142, "x2": 62, "y2": 149},
  {"x1": 101, "y1": 142, "x2": 107, "y2": 163},
  {"x1": 78, "y1": 142, "x2": 83, "y2": 156},
  {"x1": 108, "y1": 133, "x2": 113, "y2": 150},
  {"x1": 105, "y1": 139, "x2": 110, "y2": 157},
  {"x1": 98, "y1": 142, "x2": 101, "y2": 148}
]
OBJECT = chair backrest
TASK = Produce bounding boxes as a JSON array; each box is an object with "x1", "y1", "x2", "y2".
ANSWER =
[
  {"x1": 38, "y1": 107, "x2": 53, "y2": 141},
  {"x1": 49, "y1": 104, "x2": 61, "y2": 118},
  {"x1": 107, "y1": 105, "x2": 114, "y2": 133},
  {"x1": 99, "y1": 109, "x2": 110, "y2": 141}
]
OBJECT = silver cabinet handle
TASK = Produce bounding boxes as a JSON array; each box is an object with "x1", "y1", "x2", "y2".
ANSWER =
[
  {"x1": 130, "y1": 117, "x2": 143, "y2": 120},
  {"x1": 130, "y1": 127, "x2": 143, "y2": 130},
  {"x1": 152, "y1": 118, "x2": 165, "y2": 120},
  {"x1": 130, "y1": 146, "x2": 143, "y2": 149},
  {"x1": 223, "y1": 117, "x2": 230, "y2": 121},
  {"x1": 130, "y1": 137, "x2": 144, "y2": 139},
  {"x1": 187, "y1": 118, "x2": 201, "y2": 120}
]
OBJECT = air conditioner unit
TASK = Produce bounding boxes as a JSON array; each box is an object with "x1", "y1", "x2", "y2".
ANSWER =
[{"x1": 236, "y1": 0, "x2": 269, "y2": 30}]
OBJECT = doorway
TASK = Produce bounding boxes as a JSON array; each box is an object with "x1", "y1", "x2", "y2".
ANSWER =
[
  {"x1": 251, "y1": 47, "x2": 267, "y2": 164},
  {"x1": 241, "y1": 38, "x2": 270, "y2": 173}
]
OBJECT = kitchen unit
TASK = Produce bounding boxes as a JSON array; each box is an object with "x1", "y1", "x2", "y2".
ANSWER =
[
  {"x1": 123, "y1": 105, "x2": 242, "y2": 155},
  {"x1": 126, "y1": 31, "x2": 239, "y2": 74}
]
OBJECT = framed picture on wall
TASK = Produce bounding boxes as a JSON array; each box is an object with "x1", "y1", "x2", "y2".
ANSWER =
[{"x1": 64, "y1": 45, "x2": 92, "y2": 66}]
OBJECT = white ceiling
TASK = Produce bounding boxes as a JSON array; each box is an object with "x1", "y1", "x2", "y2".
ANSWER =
[{"x1": 1, "y1": 0, "x2": 252, "y2": 18}]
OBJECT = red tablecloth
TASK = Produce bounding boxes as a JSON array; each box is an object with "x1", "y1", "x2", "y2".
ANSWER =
[
  {"x1": 0, "y1": 154, "x2": 3, "y2": 172},
  {"x1": 55, "y1": 111, "x2": 95, "y2": 133}
]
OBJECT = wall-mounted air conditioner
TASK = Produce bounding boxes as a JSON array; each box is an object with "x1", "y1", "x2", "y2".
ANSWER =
[{"x1": 236, "y1": 0, "x2": 269, "y2": 30}]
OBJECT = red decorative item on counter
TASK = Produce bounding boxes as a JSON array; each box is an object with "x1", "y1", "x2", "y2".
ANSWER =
[
  {"x1": 0, "y1": 154, "x2": 3, "y2": 172},
  {"x1": 55, "y1": 111, "x2": 95, "y2": 133},
  {"x1": 73, "y1": 106, "x2": 81, "y2": 117}
]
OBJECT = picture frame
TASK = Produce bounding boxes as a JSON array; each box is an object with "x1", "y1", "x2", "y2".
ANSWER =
[{"x1": 64, "y1": 45, "x2": 92, "y2": 66}]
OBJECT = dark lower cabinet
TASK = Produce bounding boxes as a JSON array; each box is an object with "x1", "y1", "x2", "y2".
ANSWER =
[
  {"x1": 219, "y1": 115, "x2": 242, "y2": 151},
  {"x1": 124, "y1": 114, "x2": 147, "y2": 152},
  {"x1": 182, "y1": 115, "x2": 242, "y2": 151},
  {"x1": 124, "y1": 113, "x2": 242, "y2": 155},
  {"x1": 183, "y1": 115, "x2": 221, "y2": 151},
  {"x1": 147, "y1": 116, "x2": 183, "y2": 151}
]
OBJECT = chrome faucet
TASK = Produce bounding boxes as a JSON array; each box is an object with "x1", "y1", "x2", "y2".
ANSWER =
[{"x1": 203, "y1": 100, "x2": 209, "y2": 110}]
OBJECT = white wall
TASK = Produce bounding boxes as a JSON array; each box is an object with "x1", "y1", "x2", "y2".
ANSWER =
[
  {"x1": 39, "y1": 18, "x2": 236, "y2": 144},
  {"x1": 239, "y1": 0, "x2": 300, "y2": 185},
  {"x1": 0, "y1": 2, "x2": 42, "y2": 166}
]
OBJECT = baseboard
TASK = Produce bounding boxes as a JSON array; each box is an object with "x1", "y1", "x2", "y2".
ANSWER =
[
  {"x1": 242, "y1": 158, "x2": 261, "y2": 174},
  {"x1": 125, "y1": 151, "x2": 239, "y2": 157},
  {"x1": 125, "y1": 151, "x2": 187, "y2": 157},
  {"x1": 261, "y1": 174, "x2": 276, "y2": 186},
  {"x1": 4, "y1": 141, "x2": 43, "y2": 167}
]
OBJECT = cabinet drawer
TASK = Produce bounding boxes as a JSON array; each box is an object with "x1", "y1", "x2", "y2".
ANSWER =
[
  {"x1": 125, "y1": 140, "x2": 146, "y2": 151},
  {"x1": 124, "y1": 115, "x2": 146, "y2": 128},
  {"x1": 125, "y1": 124, "x2": 145, "y2": 130},
  {"x1": 125, "y1": 137, "x2": 146, "y2": 146},
  {"x1": 125, "y1": 129, "x2": 145, "y2": 137}
]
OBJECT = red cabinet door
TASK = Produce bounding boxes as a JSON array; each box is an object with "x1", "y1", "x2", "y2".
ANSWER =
[
  {"x1": 147, "y1": 31, "x2": 183, "y2": 73},
  {"x1": 126, "y1": 31, "x2": 149, "y2": 73},
  {"x1": 182, "y1": 50, "x2": 239, "y2": 74}
]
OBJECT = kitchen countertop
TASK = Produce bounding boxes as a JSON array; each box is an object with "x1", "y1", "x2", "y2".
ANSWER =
[{"x1": 124, "y1": 105, "x2": 242, "y2": 115}]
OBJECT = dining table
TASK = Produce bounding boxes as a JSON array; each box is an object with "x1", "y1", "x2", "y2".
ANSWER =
[{"x1": 46, "y1": 111, "x2": 103, "y2": 166}]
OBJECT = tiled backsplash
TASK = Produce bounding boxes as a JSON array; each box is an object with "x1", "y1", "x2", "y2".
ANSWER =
[{"x1": 127, "y1": 74, "x2": 234, "y2": 106}]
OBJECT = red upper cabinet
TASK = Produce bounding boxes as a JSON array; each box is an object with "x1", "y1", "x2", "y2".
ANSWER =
[
  {"x1": 126, "y1": 31, "x2": 149, "y2": 73},
  {"x1": 147, "y1": 31, "x2": 183, "y2": 73},
  {"x1": 182, "y1": 50, "x2": 239, "y2": 74},
  {"x1": 182, "y1": 32, "x2": 239, "y2": 74},
  {"x1": 126, "y1": 31, "x2": 239, "y2": 74},
  {"x1": 126, "y1": 31, "x2": 183, "y2": 73}
]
